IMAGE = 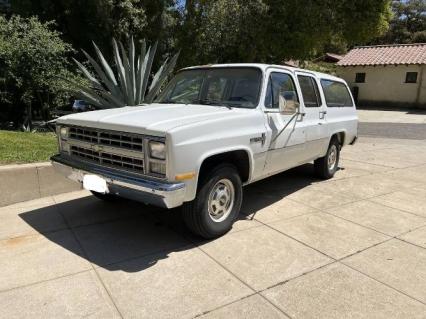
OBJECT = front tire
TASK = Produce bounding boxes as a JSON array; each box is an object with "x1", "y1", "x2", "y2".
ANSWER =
[
  {"x1": 182, "y1": 164, "x2": 243, "y2": 239},
  {"x1": 314, "y1": 138, "x2": 340, "y2": 179}
]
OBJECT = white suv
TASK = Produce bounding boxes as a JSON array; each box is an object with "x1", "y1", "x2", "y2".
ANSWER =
[{"x1": 52, "y1": 64, "x2": 358, "y2": 238}]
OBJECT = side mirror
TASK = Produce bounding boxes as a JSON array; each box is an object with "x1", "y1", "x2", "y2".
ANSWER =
[{"x1": 278, "y1": 91, "x2": 299, "y2": 115}]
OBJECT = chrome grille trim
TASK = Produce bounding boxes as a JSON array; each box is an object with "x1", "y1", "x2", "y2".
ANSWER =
[
  {"x1": 70, "y1": 145, "x2": 144, "y2": 173},
  {"x1": 69, "y1": 127, "x2": 144, "y2": 151},
  {"x1": 67, "y1": 139, "x2": 144, "y2": 160}
]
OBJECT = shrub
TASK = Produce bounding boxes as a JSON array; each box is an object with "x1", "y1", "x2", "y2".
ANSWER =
[{"x1": 0, "y1": 15, "x2": 80, "y2": 128}]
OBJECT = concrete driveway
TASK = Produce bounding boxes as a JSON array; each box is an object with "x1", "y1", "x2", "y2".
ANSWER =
[{"x1": 1, "y1": 121, "x2": 426, "y2": 318}]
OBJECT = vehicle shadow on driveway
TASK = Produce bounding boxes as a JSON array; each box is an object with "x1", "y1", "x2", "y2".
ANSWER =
[
  {"x1": 240, "y1": 164, "x2": 320, "y2": 219},
  {"x1": 18, "y1": 164, "x2": 320, "y2": 273}
]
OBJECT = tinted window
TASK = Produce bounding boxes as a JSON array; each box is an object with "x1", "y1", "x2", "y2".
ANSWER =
[
  {"x1": 265, "y1": 73, "x2": 298, "y2": 109},
  {"x1": 298, "y1": 75, "x2": 320, "y2": 108},
  {"x1": 320, "y1": 80, "x2": 353, "y2": 107}
]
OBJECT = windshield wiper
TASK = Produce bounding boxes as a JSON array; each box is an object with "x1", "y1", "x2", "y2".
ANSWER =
[{"x1": 198, "y1": 99, "x2": 233, "y2": 109}]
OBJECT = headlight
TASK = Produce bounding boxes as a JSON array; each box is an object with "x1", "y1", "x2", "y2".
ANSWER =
[
  {"x1": 149, "y1": 141, "x2": 166, "y2": 160},
  {"x1": 60, "y1": 126, "x2": 69, "y2": 139}
]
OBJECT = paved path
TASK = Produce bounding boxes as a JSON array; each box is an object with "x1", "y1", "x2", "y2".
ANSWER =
[
  {"x1": 1, "y1": 137, "x2": 426, "y2": 317},
  {"x1": 357, "y1": 109, "x2": 426, "y2": 124},
  {"x1": 359, "y1": 122, "x2": 426, "y2": 140}
]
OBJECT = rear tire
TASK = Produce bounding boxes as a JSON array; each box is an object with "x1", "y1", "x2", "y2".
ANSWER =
[
  {"x1": 182, "y1": 164, "x2": 243, "y2": 239},
  {"x1": 314, "y1": 138, "x2": 340, "y2": 179}
]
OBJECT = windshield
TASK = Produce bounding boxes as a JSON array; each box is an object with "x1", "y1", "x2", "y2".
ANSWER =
[{"x1": 156, "y1": 67, "x2": 262, "y2": 108}]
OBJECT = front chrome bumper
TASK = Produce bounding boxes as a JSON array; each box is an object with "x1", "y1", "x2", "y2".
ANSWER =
[{"x1": 51, "y1": 155, "x2": 186, "y2": 209}]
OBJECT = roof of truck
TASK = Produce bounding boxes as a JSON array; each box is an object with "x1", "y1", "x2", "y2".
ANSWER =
[{"x1": 180, "y1": 63, "x2": 343, "y2": 82}]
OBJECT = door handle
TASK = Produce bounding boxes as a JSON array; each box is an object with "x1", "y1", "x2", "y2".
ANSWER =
[{"x1": 319, "y1": 111, "x2": 327, "y2": 119}]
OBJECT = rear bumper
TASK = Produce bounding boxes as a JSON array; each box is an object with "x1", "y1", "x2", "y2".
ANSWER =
[{"x1": 51, "y1": 155, "x2": 186, "y2": 209}]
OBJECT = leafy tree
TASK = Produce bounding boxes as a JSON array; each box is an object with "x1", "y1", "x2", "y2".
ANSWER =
[
  {"x1": 177, "y1": 0, "x2": 267, "y2": 66},
  {"x1": 375, "y1": 0, "x2": 426, "y2": 44},
  {"x1": 0, "y1": 15, "x2": 79, "y2": 127},
  {"x1": 178, "y1": 0, "x2": 392, "y2": 65},
  {"x1": 10, "y1": 0, "x2": 178, "y2": 59}
]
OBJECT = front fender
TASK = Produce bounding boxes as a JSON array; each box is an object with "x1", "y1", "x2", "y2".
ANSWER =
[
  {"x1": 196, "y1": 145, "x2": 255, "y2": 181},
  {"x1": 167, "y1": 109, "x2": 267, "y2": 202}
]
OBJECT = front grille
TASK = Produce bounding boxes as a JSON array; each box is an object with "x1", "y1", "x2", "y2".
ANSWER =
[
  {"x1": 64, "y1": 125, "x2": 166, "y2": 178},
  {"x1": 70, "y1": 145, "x2": 144, "y2": 173},
  {"x1": 69, "y1": 127, "x2": 143, "y2": 151}
]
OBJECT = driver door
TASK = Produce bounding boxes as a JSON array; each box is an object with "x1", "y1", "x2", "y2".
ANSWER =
[{"x1": 263, "y1": 70, "x2": 307, "y2": 175}]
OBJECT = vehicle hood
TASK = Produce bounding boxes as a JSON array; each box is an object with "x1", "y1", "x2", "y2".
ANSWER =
[{"x1": 57, "y1": 103, "x2": 253, "y2": 136}]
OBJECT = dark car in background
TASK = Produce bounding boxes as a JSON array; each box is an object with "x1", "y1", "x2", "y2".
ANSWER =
[{"x1": 72, "y1": 100, "x2": 95, "y2": 112}]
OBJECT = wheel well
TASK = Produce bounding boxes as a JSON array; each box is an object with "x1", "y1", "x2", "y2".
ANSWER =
[
  {"x1": 332, "y1": 132, "x2": 345, "y2": 147},
  {"x1": 199, "y1": 150, "x2": 250, "y2": 185}
]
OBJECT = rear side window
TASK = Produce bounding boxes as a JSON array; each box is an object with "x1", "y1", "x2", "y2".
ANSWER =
[
  {"x1": 298, "y1": 75, "x2": 320, "y2": 107},
  {"x1": 320, "y1": 80, "x2": 353, "y2": 107}
]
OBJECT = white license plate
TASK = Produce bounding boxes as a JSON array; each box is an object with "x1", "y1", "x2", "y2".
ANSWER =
[{"x1": 83, "y1": 174, "x2": 109, "y2": 193}]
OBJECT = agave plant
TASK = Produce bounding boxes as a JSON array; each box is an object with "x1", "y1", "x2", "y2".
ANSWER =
[{"x1": 71, "y1": 37, "x2": 179, "y2": 108}]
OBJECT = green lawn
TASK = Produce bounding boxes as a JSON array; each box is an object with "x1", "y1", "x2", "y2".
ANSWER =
[{"x1": 0, "y1": 130, "x2": 58, "y2": 165}]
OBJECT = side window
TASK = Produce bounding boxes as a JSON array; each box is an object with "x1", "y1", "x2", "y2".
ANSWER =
[
  {"x1": 298, "y1": 75, "x2": 320, "y2": 108},
  {"x1": 405, "y1": 72, "x2": 418, "y2": 84},
  {"x1": 320, "y1": 80, "x2": 353, "y2": 107},
  {"x1": 265, "y1": 72, "x2": 298, "y2": 109},
  {"x1": 355, "y1": 73, "x2": 366, "y2": 83}
]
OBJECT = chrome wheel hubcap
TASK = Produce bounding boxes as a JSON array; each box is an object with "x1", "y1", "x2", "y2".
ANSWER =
[
  {"x1": 328, "y1": 145, "x2": 337, "y2": 171},
  {"x1": 208, "y1": 179, "x2": 235, "y2": 223}
]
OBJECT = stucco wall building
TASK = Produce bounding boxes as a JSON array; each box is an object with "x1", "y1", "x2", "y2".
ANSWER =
[{"x1": 337, "y1": 44, "x2": 426, "y2": 109}]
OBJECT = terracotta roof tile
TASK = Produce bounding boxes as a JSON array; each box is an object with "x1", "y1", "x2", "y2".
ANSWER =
[{"x1": 337, "y1": 43, "x2": 426, "y2": 66}]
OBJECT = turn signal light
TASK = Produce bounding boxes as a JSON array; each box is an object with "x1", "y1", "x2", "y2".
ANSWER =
[{"x1": 175, "y1": 172, "x2": 196, "y2": 181}]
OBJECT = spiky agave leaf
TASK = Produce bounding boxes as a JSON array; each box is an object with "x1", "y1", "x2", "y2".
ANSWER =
[
  {"x1": 81, "y1": 49, "x2": 123, "y2": 100},
  {"x1": 129, "y1": 36, "x2": 136, "y2": 105},
  {"x1": 72, "y1": 58, "x2": 103, "y2": 90},
  {"x1": 137, "y1": 44, "x2": 151, "y2": 104},
  {"x1": 145, "y1": 51, "x2": 180, "y2": 103},
  {"x1": 146, "y1": 57, "x2": 168, "y2": 98},
  {"x1": 74, "y1": 87, "x2": 112, "y2": 109},
  {"x1": 112, "y1": 38, "x2": 128, "y2": 102},
  {"x1": 141, "y1": 41, "x2": 158, "y2": 103},
  {"x1": 73, "y1": 36, "x2": 179, "y2": 108},
  {"x1": 135, "y1": 40, "x2": 147, "y2": 104},
  {"x1": 92, "y1": 41, "x2": 118, "y2": 87},
  {"x1": 119, "y1": 41, "x2": 134, "y2": 106},
  {"x1": 68, "y1": 79, "x2": 116, "y2": 109},
  {"x1": 59, "y1": 75, "x2": 109, "y2": 108},
  {"x1": 97, "y1": 90, "x2": 126, "y2": 108}
]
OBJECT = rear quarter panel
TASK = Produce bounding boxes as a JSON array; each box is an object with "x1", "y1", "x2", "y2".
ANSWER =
[{"x1": 319, "y1": 79, "x2": 358, "y2": 155}]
